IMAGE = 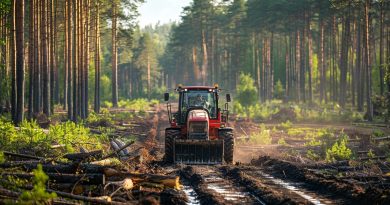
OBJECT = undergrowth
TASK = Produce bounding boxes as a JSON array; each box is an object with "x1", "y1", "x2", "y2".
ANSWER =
[
  {"x1": 233, "y1": 100, "x2": 364, "y2": 123},
  {"x1": 18, "y1": 164, "x2": 57, "y2": 204},
  {"x1": 0, "y1": 118, "x2": 103, "y2": 157},
  {"x1": 249, "y1": 124, "x2": 272, "y2": 144}
]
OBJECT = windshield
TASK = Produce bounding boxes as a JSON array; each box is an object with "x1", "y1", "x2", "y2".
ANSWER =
[{"x1": 179, "y1": 90, "x2": 217, "y2": 122}]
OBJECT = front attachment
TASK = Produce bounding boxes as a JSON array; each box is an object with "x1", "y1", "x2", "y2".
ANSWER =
[{"x1": 174, "y1": 139, "x2": 223, "y2": 164}]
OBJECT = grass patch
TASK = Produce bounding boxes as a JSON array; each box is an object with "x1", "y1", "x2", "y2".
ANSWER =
[{"x1": 249, "y1": 124, "x2": 272, "y2": 144}]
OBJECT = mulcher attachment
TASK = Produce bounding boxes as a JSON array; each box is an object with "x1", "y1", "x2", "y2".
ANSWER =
[{"x1": 174, "y1": 139, "x2": 223, "y2": 164}]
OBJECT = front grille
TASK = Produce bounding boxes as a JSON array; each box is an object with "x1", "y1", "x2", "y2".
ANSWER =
[
  {"x1": 189, "y1": 122, "x2": 208, "y2": 140},
  {"x1": 191, "y1": 122, "x2": 207, "y2": 133}
]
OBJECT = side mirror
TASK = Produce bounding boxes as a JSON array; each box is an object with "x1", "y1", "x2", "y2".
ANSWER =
[
  {"x1": 164, "y1": 93, "x2": 169, "y2": 102},
  {"x1": 226, "y1": 94, "x2": 231, "y2": 102}
]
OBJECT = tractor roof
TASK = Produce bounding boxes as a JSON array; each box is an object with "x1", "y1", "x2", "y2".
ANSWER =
[{"x1": 182, "y1": 86, "x2": 215, "y2": 90}]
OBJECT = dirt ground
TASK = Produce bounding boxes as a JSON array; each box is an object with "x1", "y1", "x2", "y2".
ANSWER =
[{"x1": 150, "y1": 104, "x2": 390, "y2": 205}]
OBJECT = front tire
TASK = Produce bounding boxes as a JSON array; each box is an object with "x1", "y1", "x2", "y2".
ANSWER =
[
  {"x1": 165, "y1": 129, "x2": 180, "y2": 163},
  {"x1": 220, "y1": 129, "x2": 234, "y2": 164}
]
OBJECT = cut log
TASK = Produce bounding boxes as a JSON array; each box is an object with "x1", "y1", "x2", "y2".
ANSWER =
[
  {"x1": 46, "y1": 188, "x2": 135, "y2": 205},
  {"x1": 3, "y1": 151, "x2": 43, "y2": 160},
  {"x1": 1, "y1": 173, "x2": 105, "y2": 185},
  {"x1": 102, "y1": 141, "x2": 135, "y2": 160},
  {"x1": 91, "y1": 158, "x2": 121, "y2": 167},
  {"x1": 0, "y1": 187, "x2": 20, "y2": 198},
  {"x1": 0, "y1": 160, "x2": 40, "y2": 168},
  {"x1": 110, "y1": 140, "x2": 125, "y2": 157},
  {"x1": 113, "y1": 139, "x2": 129, "y2": 155},
  {"x1": 49, "y1": 183, "x2": 85, "y2": 195},
  {"x1": 103, "y1": 168, "x2": 180, "y2": 189},
  {"x1": 359, "y1": 156, "x2": 387, "y2": 161},
  {"x1": 1, "y1": 162, "x2": 106, "y2": 174},
  {"x1": 64, "y1": 150, "x2": 103, "y2": 161}
]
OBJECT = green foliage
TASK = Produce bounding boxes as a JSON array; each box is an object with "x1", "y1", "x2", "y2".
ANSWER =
[
  {"x1": 48, "y1": 121, "x2": 102, "y2": 154},
  {"x1": 367, "y1": 149, "x2": 376, "y2": 158},
  {"x1": 304, "y1": 139, "x2": 322, "y2": 147},
  {"x1": 236, "y1": 73, "x2": 258, "y2": 108},
  {"x1": 325, "y1": 133, "x2": 352, "y2": 162},
  {"x1": 274, "y1": 80, "x2": 285, "y2": 99},
  {"x1": 372, "y1": 129, "x2": 385, "y2": 138},
  {"x1": 100, "y1": 75, "x2": 112, "y2": 102},
  {"x1": 233, "y1": 101, "x2": 245, "y2": 117},
  {"x1": 86, "y1": 111, "x2": 114, "y2": 127},
  {"x1": 102, "y1": 101, "x2": 113, "y2": 108},
  {"x1": 306, "y1": 149, "x2": 320, "y2": 161},
  {"x1": 250, "y1": 124, "x2": 272, "y2": 144},
  {"x1": 0, "y1": 151, "x2": 4, "y2": 163},
  {"x1": 277, "y1": 137, "x2": 287, "y2": 145},
  {"x1": 280, "y1": 120, "x2": 292, "y2": 130},
  {"x1": 117, "y1": 98, "x2": 151, "y2": 111},
  {"x1": 150, "y1": 86, "x2": 167, "y2": 101},
  {"x1": 0, "y1": 118, "x2": 102, "y2": 157},
  {"x1": 19, "y1": 164, "x2": 57, "y2": 204}
]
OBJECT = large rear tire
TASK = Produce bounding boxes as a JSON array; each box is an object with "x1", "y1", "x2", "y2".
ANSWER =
[
  {"x1": 165, "y1": 129, "x2": 180, "y2": 163},
  {"x1": 220, "y1": 129, "x2": 234, "y2": 164}
]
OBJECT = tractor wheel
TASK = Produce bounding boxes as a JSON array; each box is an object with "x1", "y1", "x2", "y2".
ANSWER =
[
  {"x1": 165, "y1": 129, "x2": 180, "y2": 163},
  {"x1": 220, "y1": 130, "x2": 234, "y2": 164}
]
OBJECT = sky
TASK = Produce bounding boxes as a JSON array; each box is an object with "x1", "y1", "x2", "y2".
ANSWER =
[{"x1": 138, "y1": 0, "x2": 192, "y2": 27}]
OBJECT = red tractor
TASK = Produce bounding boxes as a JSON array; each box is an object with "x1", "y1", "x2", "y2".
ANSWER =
[{"x1": 164, "y1": 84, "x2": 234, "y2": 164}]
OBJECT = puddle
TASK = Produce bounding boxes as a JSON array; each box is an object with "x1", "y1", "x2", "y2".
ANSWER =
[
  {"x1": 181, "y1": 183, "x2": 200, "y2": 205},
  {"x1": 257, "y1": 171, "x2": 332, "y2": 205},
  {"x1": 204, "y1": 175, "x2": 266, "y2": 204}
]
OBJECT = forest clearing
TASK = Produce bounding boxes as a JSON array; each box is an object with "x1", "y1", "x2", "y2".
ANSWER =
[{"x1": 0, "y1": 0, "x2": 390, "y2": 204}]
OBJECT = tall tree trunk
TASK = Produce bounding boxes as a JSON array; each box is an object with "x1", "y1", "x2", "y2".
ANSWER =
[
  {"x1": 72, "y1": 0, "x2": 77, "y2": 121},
  {"x1": 67, "y1": 0, "x2": 73, "y2": 120},
  {"x1": 41, "y1": 0, "x2": 50, "y2": 116},
  {"x1": 340, "y1": 12, "x2": 350, "y2": 108},
  {"x1": 63, "y1": 0, "x2": 68, "y2": 110},
  {"x1": 357, "y1": 22, "x2": 364, "y2": 112},
  {"x1": 94, "y1": 1, "x2": 100, "y2": 113},
  {"x1": 10, "y1": 0, "x2": 16, "y2": 122},
  {"x1": 364, "y1": 0, "x2": 373, "y2": 121},
  {"x1": 300, "y1": 27, "x2": 305, "y2": 103},
  {"x1": 379, "y1": 1, "x2": 385, "y2": 95},
  {"x1": 28, "y1": 0, "x2": 34, "y2": 118},
  {"x1": 33, "y1": 0, "x2": 41, "y2": 114},
  {"x1": 84, "y1": 0, "x2": 90, "y2": 118},
  {"x1": 147, "y1": 54, "x2": 150, "y2": 99},
  {"x1": 308, "y1": 19, "x2": 313, "y2": 103},
  {"x1": 15, "y1": 0, "x2": 24, "y2": 124},
  {"x1": 111, "y1": 0, "x2": 118, "y2": 107},
  {"x1": 319, "y1": 19, "x2": 325, "y2": 103},
  {"x1": 201, "y1": 30, "x2": 208, "y2": 85}
]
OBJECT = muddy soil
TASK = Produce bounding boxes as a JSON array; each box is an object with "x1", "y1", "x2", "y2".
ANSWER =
[{"x1": 101, "y1": 104, "x2": 390, "y2": 205}]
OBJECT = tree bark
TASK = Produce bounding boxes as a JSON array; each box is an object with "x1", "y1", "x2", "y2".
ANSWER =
[
  {"x1": 28, "y1": 0, "x2": 34, "y2": 119},
  {"x1": 41, "y1": 0, "x2": 50, "y2": 116},
  {"x1": 364, "y1": 0, "x2": 373, "y2": 121},
  {"x1": 111, "y1": 0, "x2": 118, "y2": 107},
  {"x1": 15, "y1": 0, "x2": 24, "y2": 124},
  {"x1": 10, "y1": 0, "x2": 16, "y2": 122},
  {"x1": 94, "y1": 1, "x2": 100, "y2": 113}
]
